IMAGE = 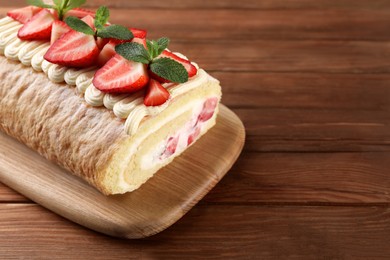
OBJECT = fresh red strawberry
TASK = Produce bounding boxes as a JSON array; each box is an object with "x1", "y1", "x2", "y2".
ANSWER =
[
  {"x1": 110, "y1": 37, "x2": 147, "y2": 47},
  {"x1": 132, "y1": 37, "x2": 147, "y2": 48},
  {"x1": 187, "y1": 126, "x2": 201, "y2": 146},
  {"x1": 44, "y1": 30, "x2": 99, "y2": 68},
  {"x1": 50, "y1": 20, "x2": 71, "y2": 44},
  {"x1": 160, "y1": 50, "x2": 198, "y2": 77},
  {"x1": 64, "y1": 8, "x2": 95, "y2": 19},
  {"x1": 7, "y1": 6, "x2": 42, "y2": 24},
  {"x1": 108, "y1": 28, "x2": 147, "y2": 46},
  {"x1": 97, "y1": 38, "x2": 146, "y2": 67},
  {"x1": 96, "y1": 37, "x2": 109, "y2": 49},
  {"x1": 93, "y1": 54, "x2": 149, "y2": 94},
  {"x1": 48, "y1": 9, "x2": 59, "y2": 20},
  {"x1": 151, "y1": 50, "x2": 198, "y2": 83},
  {"x1": 130, "y1": 28, "x2": 147, "y2": 39},
  {"x1": 97, "y1": 40, "x2": 116, "y2": 67},
  {"x1": 198, "y1": 97, "x2": 218, "y2": 122},
  {"x1": 18, "y1": 9, "x2": 55, "y2": 41},
  {"x1": 81, "y1": 15, "x2": 95, "y2": 29},
  {"x1": 144, "y1": 79, "x2": 170, "y2": 106}
]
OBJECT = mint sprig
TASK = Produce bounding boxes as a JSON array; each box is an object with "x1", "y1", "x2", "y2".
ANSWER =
[
  {"x1": 115, "y1": 42, "x2": 150, "y2": 64},
  {"x1": 28, "y1": 0, "x2": 86, "y2": 20},
  {"x1": 150, "y1": 58, "x2": 188, "y2": 83},
  {"x1": 115, "y1": 37, "x2": 188, "y2": 83},
  {"x1": 65, "y1": 6, "x2": 133, "y2": 41},
  {"x1": 65, "y1": 16, "x2": 94, "y2": 35}
]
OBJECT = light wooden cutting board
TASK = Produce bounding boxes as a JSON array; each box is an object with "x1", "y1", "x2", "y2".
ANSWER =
[{"x1": 0, "y1": 105, "x2": 245, "y2": 238}]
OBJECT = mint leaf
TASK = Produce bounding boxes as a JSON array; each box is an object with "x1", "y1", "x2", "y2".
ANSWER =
[
  {"x1": 157, "y1": 37, "x2": 169, "y2": 54},
  {"x1": 150, "y1": 58, "x2": 188, "y2": 83},
  {"x1": 94, "y1": 6, "x2": 109, "y2": 29},
  {"x1": 64, "y1": 0, "x2": 87, "y2": 11},
  {"x1": 97, "y1": 25, "x2": 133, "y2": 40},
  {"x1": 27, "y1": 0, "x2": 53, "y2": 8},
  {"x1": 65, "y1": 16, "x2": 95, "y2": 35},
  {"x1": 115, "y1": 42, "x2": 150, "y2": 64},
  {"x1": 147, "y1": 40, "x2": 161, "y2": 59},
  {"x1": 146, "y1": 40, "x2": 153, "y2": 52}
]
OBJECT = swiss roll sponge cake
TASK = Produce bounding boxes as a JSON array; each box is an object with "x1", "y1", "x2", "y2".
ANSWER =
[{"x1": 0, "y1": 3, "x2": 221, "y2": 195}]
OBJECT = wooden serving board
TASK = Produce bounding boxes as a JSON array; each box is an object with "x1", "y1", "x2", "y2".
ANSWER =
[{"x1": 0, "y1": 105, "x2": 245, "y2": 239}]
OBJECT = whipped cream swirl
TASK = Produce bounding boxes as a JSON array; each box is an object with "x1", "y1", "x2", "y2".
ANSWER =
[{"x1": 0, "y1": 16, "x2": 205, "y2": 136}]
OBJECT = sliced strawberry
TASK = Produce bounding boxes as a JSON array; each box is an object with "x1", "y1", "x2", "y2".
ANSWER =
[
  {"x1": 132, "y1": 37, "x2": 147, "y2": 48},
  {"x1": 7, "y1": 6, "x2": 42, "y2": 24},
  {"x1": 144, "y1": 79, "x2": 170, "y2": 106},
  {"x1": 130, "y1": 28, "x2": 147, "y2": 39},
  {"x1": 160, "y1": 50, "x2": 198, "y2": 77},
  {"x1": 64, "y1": 8, "x2": 95, "y2": 19},
  {"x1": 44, "y1": 30, "x2": 99, "y2": 68},
  {"x1": 109, "y1": 37, "x2": 146, "y2": 47},
  {"x1": 151, "y1": 50, "x2": 198, "y2": 83},
  {"x1": 96, "y1": 37, "x2": 109, "y2": 49},
  {"x1": 18, "y1": 9, "x2": 55, "y2": 41},
  {"x1": 93, "y1": 54, "x2": 149, "y2": 94},
  {"x1": 187, "y1": 126, "x2": 201, "y2": 146},
  {"x1": 50, "y1": 20, "x2": 71, "y2": 44},
  {"x1": 108, "y1": 28, "x2": 147, "y2": 45},
  {"x1": 97, "y1": 41, "x2": 116, "y2": 67},
  {"x1": 81, "y1": 15, "x2": 95, "y2": 30},
  {"x1": 198, "y1": 97, "x2": 218, "y2": 122}
]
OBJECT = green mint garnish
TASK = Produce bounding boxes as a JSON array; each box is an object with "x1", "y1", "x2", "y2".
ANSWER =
[
  {"x1": 65, "y1": 16, "x2": 94, "y2": 35},
  {"x1": 27, "y1": 0, "x2": 53, "y2": 8},
  {"x1": 63, "y1": 0, "x2": 86, "y2": 12},
  {"x1": 115, "y1": 42, "x2": 150, "y2": 64},
  {"x1": 150, "y1": 58, "x2": 188, "y2": 83},
  {"x1": 28, "y1": 0, "x2": 86, "y2": 20},
  {"x1": 97, "y1": 24, "x2": 134, "y2": 40},
  {"x1": 65, "y1": 6, "x2": 133, "y2": 41},
  {"x1": 115, "y1": 37, "x2": 188, "y2": 83},
  {"x1": 94, "y1": 5, "x2": 109, "y2": 29}
]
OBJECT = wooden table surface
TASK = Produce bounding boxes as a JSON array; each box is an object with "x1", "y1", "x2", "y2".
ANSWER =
[{"x1": 1, "y1": 0, "x2": 390, "y2": 259}]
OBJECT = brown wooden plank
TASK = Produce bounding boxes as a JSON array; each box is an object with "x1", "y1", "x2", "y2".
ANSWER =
[
  {"x1": 0, "y1": 204, "x2": 389, "y2": 259},
  {"x1": 236, "y1": 108, "x2": 390, "y2": 152},
  {"x1": 2, "y1": 152, "x2": 390, "y2": 205},
  {"x1": 107, "y1": 9, "x2": 390, "y2": 42},
  {"x1": 6, "y1": 0, "x2": 390, "y2": 10},
  {"x1": 0, "y1": 183, "x2": 27, "y2": 202},
  {"x1": 213, "y1": 72, "x2": 390, "y2": 110},
  {"x1": 171, "y1": 40, "x2": 390, "y2": 73},
  {"x1": 204, "y1": 152, "x2": 390, "y2": 204},
  {"x1": 2, "y1": 8, "x2": 390, "y2": 41}
]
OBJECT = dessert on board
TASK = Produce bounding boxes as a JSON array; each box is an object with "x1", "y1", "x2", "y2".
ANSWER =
[{"x1": 0, "y1": 1, "x2": 222, "y2": 195}]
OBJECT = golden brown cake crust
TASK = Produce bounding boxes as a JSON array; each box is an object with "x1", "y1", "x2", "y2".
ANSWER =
[{"x1": 0, "y1": 56, "x2": 128, "y2": 192}]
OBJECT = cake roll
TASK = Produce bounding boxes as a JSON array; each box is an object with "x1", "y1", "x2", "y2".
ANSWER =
[{"x1": 0, "y1": 6, "x2": 222, "y2": 195}]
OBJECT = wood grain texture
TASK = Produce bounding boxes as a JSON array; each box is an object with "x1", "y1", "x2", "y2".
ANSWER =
[
  {"x1": 214, "y1": 72, "x2": 390, "y2": 110},
  {"x1": 3, "y1": 8, "x2": 390, "y2": 41},
  {"x1": 0, "y1": 105, "x2": 245, "y2": 238},
  {"x1": 3, "y1": 151, "x2": 390, "y2": 205},
  {"x1": 204, "y1": 152, "x2": 390, "y2": 204},
  {"x1": 236, "y1": 108, "x2": 390, "y2": 152},
  {"x1": 6, "y1": 0, "x2": 390, "y2": 9},
  {"x1": 1, "y1": 0, "x2": 390, "y2": 257},
  {"x1": 1, "y1": 204, "x2": 389, "y2": 259},
  {"x1": 0, "y1": 183, "x2": 27, "y2": 202}
]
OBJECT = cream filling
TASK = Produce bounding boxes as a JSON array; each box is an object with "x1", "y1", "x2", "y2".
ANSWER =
[
  {"x1": 114, "y1": 96, "x2": 219, "y2": 192},
  {"x1": 140, "y1": 100, "x2": 205, "y2": 170},
  {"x1": 0, "y1": 17, "x2": 211, "y2": 136}
]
